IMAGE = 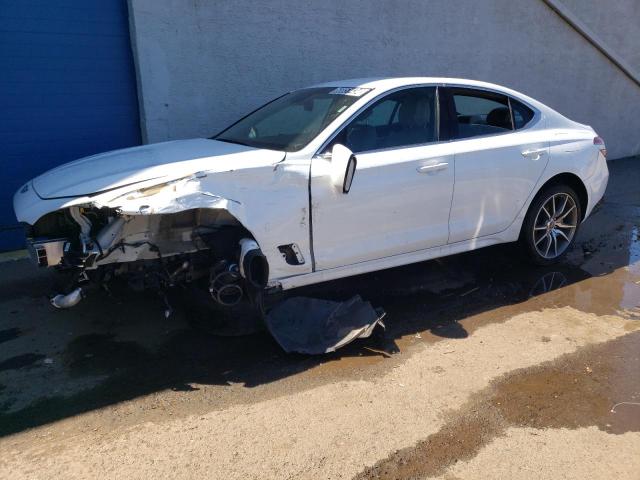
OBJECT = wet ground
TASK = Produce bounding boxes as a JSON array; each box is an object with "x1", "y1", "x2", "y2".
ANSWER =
[
  {"x1": 0, "y1": 158, "x2": 639, "y2": 479},
  {"x1": 357, "y1": 331, "x2": 640, "y2": 479}
]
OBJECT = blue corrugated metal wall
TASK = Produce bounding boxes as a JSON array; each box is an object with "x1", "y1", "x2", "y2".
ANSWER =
[{"x1": 0, "y1": 0, "x2": 141, "y2": 251}]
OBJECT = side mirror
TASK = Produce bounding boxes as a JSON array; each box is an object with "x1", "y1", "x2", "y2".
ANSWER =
[{"x1": 331, "y1": 144, "x2": 357, "y2": 194}]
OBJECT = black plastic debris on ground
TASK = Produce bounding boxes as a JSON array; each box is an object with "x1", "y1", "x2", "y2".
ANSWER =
[{"x1": 264, "y1": 295, "x2": 386, "y2": 354}]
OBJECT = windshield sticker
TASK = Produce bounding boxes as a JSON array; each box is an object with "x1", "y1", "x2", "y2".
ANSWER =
[{"x1": 329, "y1": 87, "x2": 372, "y2": 97}]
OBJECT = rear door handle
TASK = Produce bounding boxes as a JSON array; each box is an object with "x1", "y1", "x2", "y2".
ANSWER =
[
  {"x1": 417, "y1": 162, "x2": 449, "y2": 173},
  {"x1": 521, "y1": 149, "x2": 546, "y2": 160}
]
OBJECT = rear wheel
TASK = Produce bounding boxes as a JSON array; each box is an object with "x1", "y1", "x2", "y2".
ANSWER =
[{"x1": 521, "y1": 184, "x2": 582, "y2": 265}]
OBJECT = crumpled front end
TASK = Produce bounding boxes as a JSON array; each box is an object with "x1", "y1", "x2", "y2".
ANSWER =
[
  {"x1": 13, "y1": 165, "x2": 277, "y2": 317},
  {"x1": 23, "y1": 201, "x2": 270, "y2": 313},
  {"x1": 12, "y1": 134, "x2": 314, "y2": 321}
]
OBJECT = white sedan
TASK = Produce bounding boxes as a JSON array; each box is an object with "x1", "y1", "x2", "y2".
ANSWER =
[{"x1": 13, "y1": 77, "x2": 608, "y2": 311}]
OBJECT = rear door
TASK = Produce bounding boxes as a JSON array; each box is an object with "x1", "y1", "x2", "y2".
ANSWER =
[{"x1": 442, "y1": 87, "x2": 549, "y2": 243}]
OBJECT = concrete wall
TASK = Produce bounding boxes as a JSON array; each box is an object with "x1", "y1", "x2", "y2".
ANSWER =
[
  {"x1": 561, "y1": 0, "x2": 640, "y2": 74},
  {"x1": 128, "y1": 0, "x2": 640, "y2": 159}
]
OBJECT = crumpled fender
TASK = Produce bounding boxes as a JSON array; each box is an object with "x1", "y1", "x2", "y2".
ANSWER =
[{"x1": 101, "y1": 162, "x2": 312, "y2": 280}]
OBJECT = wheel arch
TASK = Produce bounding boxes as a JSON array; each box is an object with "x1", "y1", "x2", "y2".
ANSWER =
[
  {"x1": 532, "y1": 173, "x2": 588, "y2": 221},
  {"x1": 518, "y1": 172, "x2": 588, "y2": 242}
]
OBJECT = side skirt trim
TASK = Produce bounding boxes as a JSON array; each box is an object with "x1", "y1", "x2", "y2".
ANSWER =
[{"x1": 274, "y1": 234, "x2": 514, "y2": 291}]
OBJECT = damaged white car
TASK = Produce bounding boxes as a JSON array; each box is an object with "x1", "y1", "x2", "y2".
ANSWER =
[{"x1": 14, "y1": 77, "x2": 608, "y2": 316}]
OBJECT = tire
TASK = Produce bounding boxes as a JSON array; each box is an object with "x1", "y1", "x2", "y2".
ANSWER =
[
  {"x1": 520, "y1": 184, "x2": 582, "y2": 265},
  {"x1": 176, "y1": 283, "x2": 265, "y2": 336}
]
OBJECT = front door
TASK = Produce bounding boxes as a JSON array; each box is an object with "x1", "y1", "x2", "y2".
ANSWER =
[{"x1": 311, "y1": 87, "x2": 455, "y2": 270}]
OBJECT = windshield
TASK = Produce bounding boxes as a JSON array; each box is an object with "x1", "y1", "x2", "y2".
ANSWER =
[{"x1": 214, "y1": 87, "x2": 370, "y2": 152}]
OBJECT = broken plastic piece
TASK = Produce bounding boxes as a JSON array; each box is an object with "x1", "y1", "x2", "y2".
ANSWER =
[
  {"x1": 264, "y1": 295, "x2": 385, "y2": 354},
  {"x1": 51, "y1": 287, "x2": 83, "y2": 309}
]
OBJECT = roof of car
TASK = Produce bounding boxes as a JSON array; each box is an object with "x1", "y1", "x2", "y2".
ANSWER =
[
  {"x1": 311, "y1": 76, "x2": 507, "y2": 90},
  {"x1": 314, "y1": 77, "x2": 482, "y2": 88},
  {"x1": 309, "y1": 77, "x2": 561, "y2": 120}
]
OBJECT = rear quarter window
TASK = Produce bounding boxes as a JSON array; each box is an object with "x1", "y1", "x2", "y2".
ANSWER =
[{"x1": 510, "y1": 98, "x2": 535, "y2": 129}]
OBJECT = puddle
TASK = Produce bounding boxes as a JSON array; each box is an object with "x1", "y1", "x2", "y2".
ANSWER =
[
  {"x1": 304, "y1": 198, "x2": 640, "y2": 374},
  {"x1": 0, "y1": 353, "x2": 45, "y2": 372},
  {"x1": 355, "y1": 331, "x2": 640, "y2": 479}
]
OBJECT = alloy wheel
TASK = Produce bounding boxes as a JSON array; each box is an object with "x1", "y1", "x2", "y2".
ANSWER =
[{"x1": 532, "y1": 193, "x2": 578, "y2": 259}]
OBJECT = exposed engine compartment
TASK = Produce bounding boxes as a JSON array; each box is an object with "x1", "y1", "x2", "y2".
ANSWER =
[{"x1": 27, "y1": 207, "x2": 270, "y2": 313}]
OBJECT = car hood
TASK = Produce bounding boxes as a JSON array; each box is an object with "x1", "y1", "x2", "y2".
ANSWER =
[{"x1": 32, "y1": 139, "x2": 285, "y2": 199}]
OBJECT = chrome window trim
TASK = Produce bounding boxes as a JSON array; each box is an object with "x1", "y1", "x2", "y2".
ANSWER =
[{"x1": 314, "y1": 82, "x2": 542, "y2": 158}]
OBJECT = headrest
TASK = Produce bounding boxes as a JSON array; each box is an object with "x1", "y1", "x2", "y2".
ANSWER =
[{"x1": 486, "y1": 107, "x2": 511, "y2": 129}]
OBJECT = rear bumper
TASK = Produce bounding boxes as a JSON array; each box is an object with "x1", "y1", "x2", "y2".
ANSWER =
[{"x1": 584, "y1": 153, "x2": 609, "y2": 219}]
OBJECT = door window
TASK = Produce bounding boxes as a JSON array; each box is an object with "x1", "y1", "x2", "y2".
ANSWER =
[
  {"x1": 331, "y1": 87, "x2": 437, "y2": 153},
  {"x1": 449, "y1": 88, "x2": 513, "y2": 139}
]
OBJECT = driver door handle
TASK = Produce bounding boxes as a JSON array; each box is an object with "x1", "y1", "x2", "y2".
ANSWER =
[{"x1": 417, "y1": 162, "x2": 448, "y2": 173}]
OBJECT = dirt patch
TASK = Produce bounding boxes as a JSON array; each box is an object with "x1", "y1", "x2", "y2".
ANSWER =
[
  {"x1": 356, "y1": 406, "x2": 507, "y2": 480},
  {"x1": 356, "y1": 330, "x2": 640, "y2": 479}
]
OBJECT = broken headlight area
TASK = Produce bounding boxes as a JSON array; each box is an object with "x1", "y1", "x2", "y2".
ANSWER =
[
  {"x1": 26, "y1": 206, "x2": 269, "y2": 316},
  {"x1": 27, "y1": 206, "x2": 122, "y2": 267},
  {"x1": 28, "y1": 237, "x2": 68, "y2": 268}
]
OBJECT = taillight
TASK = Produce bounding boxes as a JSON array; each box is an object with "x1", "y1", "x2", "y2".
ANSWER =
[{"x1": 594, "y1": 136, "x2": 607, "y2": 159}]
